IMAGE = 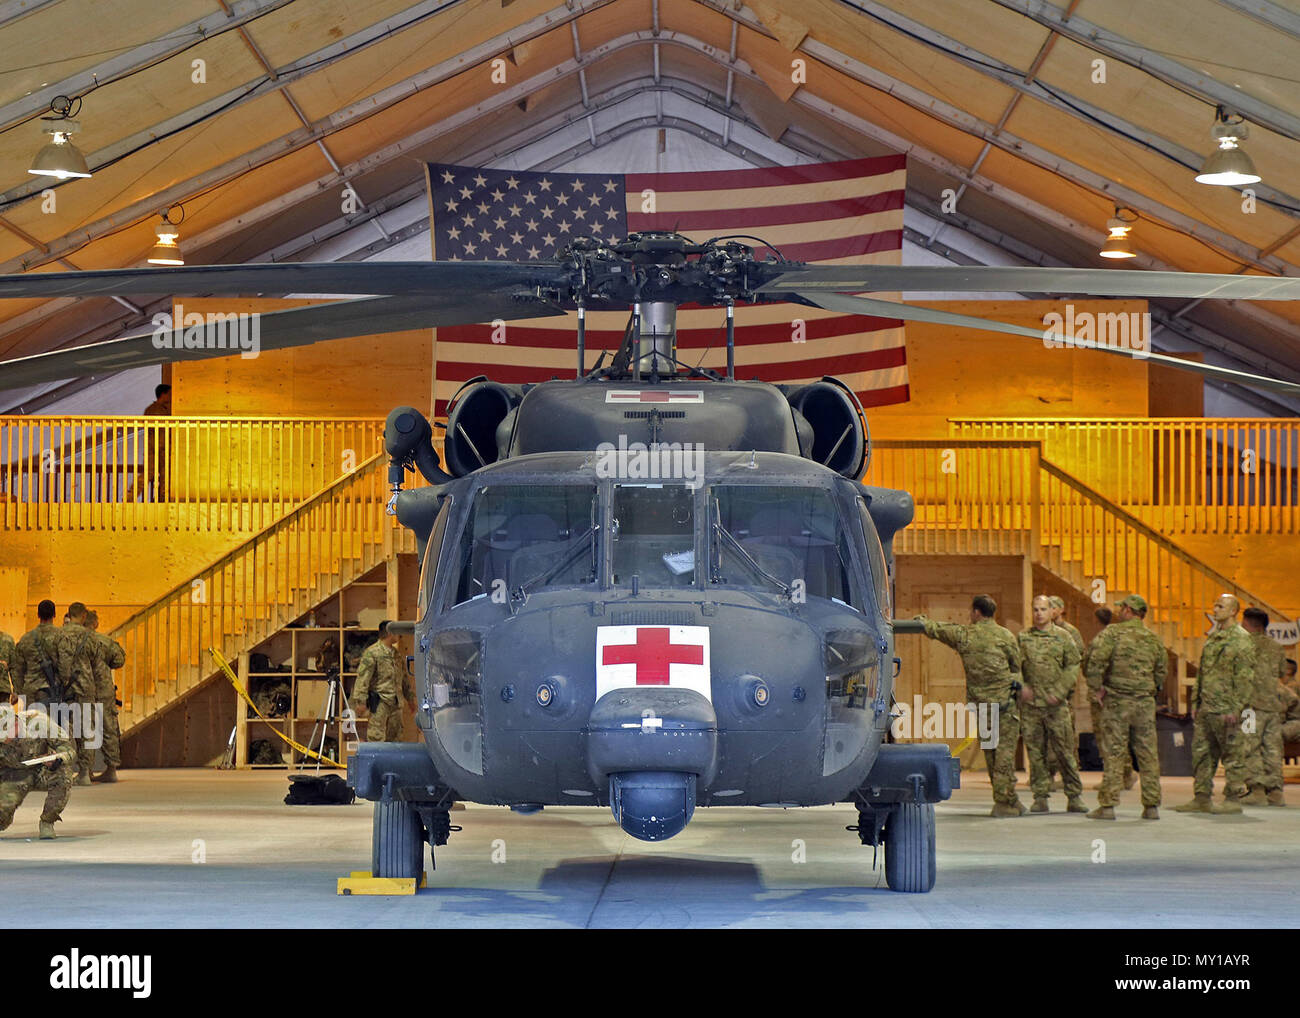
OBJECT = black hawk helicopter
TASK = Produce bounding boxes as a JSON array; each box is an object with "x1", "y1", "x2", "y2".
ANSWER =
[{"x1": 2, "y1": 231, "x2": 1298, "y2": 893}]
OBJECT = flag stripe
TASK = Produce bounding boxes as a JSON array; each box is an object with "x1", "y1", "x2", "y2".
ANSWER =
[
  {"x1": 624, "y1": 154, "x2": 905, "y2": 190},
  {"x1": 618, "y1": 190, "x2": 904, "y2": 229}
]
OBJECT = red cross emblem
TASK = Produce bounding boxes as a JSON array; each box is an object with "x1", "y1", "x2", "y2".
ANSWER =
[{"x1": 596, "y1": 625, "x2": 712, "y2": 701}]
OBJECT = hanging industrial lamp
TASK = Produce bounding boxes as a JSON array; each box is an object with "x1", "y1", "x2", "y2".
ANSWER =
[
  {"x1": 1099, "y1": 207, "x2": 1138, "y2": 260},
  {"x1": 28, "y1": 95, "x2": 91, "y2": 180},
  {"x1": 1195, "y1": 107, "x2": 1261, "y2": 186},
  {"x1": 147, "y1": 206, "x2": 185, "y2": 265}
]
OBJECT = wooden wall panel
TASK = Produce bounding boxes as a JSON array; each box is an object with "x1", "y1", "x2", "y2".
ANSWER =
[
  {"x1": 172, "y1": 299, "x2": 432, "y2": 418},
  {"x1": 871, "y1": 300, "x2": 1151, "y2": 441},
  {"x1": 0, "y1": 566, "x2": 27, "y2": 638}
]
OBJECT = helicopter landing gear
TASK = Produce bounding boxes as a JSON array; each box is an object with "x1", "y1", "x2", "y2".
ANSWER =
[
  {"x1": 883, "y1": 801, "x2": 936, "y2": 893},
  {"x1": 372, "y1": 799, "x2": 424, "y2": 879}
]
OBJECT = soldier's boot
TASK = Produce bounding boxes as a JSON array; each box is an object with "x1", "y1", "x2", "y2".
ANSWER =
[
  {"x1": 76, "y1": 771, "x2": 92, "y2": 787},
  {"x1": 92, "y1": 767, "x2": 118, "y2": 784},
  {"x1": 1067, "y1": 796, "x2": 1088, "y2": 813},
  {"x1": 1266, "y1": 788, "x2": 1286, "y2": 807},
  {"x1": 1141, "y1": 806, "x2": 1159, "y2": 820},
  {"x1": 1241, "y1": 785, "x2": 1268, "y2": 807},
  {"x1": 1173, "y1": 795, "x2": 1212, "y2": 813},
  {"x1": 38, "y1": 820, "x2": 56, "y2": 839},
  {"x1": 990, "y1": 801, "x2": 1026, "y2": 818},
  {"x1": 1087, "y1": 805, "x2": 1116, "y2": 820},
  {"x1": 1030, "y1": 797, "x2": 1049, "y2": 813},
  {"x1": 1211, "y1": 795, "x2": 1244, "y2": 815}
]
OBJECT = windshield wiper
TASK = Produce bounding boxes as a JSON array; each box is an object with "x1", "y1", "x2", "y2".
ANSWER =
[
  {"x1": 509, "y1": 527, "x2": 596, "y2": 612},
  {"x1": 711, "y1": 505, "x2": 791, "y2": 598}
]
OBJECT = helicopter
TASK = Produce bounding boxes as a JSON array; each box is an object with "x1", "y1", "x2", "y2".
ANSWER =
[{"x1": 2, "y1": 230, "x2": 1299, "y2": 894}]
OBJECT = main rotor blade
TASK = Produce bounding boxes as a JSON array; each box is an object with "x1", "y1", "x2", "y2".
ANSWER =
[
  {"x1": 791, "y1": 290, "x2": 1300, "y2": 397},
  {"x1": 0, "y1": 260, "x2": 565, "y2": 299},
  {"x1": 765, "y1": 266, "x2": 1300, "y2": 301},
  {"x1": 0, "y1": 293, "x2": 563, "y2": 392}
]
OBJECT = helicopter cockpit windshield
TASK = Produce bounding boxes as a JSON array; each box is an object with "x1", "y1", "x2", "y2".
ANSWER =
[
  {"x1": 449, "y1": 484, "x2": 598, "y2": 606},
  {"x1": 710, "y1": 485, "x2": 863, "y2": 610}
]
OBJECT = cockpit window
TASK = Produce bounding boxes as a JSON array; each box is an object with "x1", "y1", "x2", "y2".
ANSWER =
[
  {"x1": 448, "y1": 484, "x2": 597, "y2": 607},
  {"x1": 610, "y1": 484, "x2": 696, "y2": 587},
  {"x1": 858, "y1": 498, "x2": 892, "y2": 620},
  {"x1": 417, "y1": 496, "x2": 453, "y2": 622},
  {"x1": 710, "y1": 485, "x2": 862, "y2": 609}
]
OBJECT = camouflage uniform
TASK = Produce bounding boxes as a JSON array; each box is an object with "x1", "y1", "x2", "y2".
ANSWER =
[
  {"x1": 1018, "y1": 625, "x2": 1083, "y2": 803},
  {"x1": 0, "y1": 703, "x2": 76, "y2": 833},
  {"x1": 1281, "y1": 683, "x2": 1300, "y2": 744},
  {"x1": 1046, "y1": 618, "x2": 1085, "y2": 781},
  {"x1": 1083, "y1": 627, "x2": 1134, "y2": 786},
  {"x1": 10, "y1": 622, "x2": 63, "y2": 701},
  {"x1": 1190, "y1": 624, "x2": 1255, "y2": 802},
  {"x1": 0, "y1": 631, "x2": 14, "y2": 699},
  {"x1": 350, "y1": 640, "x2": 410, "y2": 742},
  {"x1": 90, "y1": 630, "x2": 125, "y2": 770},
  {"x1": 1241, "y1": 633, "x2": 1286, "y2": 797},
  {"x1": 919, "y1": 615, "x2": 1022, "y2": 807},
  {"x1": 58, "y1": 621, "x2": 99, "y2": 778},
  {"x1": 1085, "y1": 617, "x2": 1167, "y2": 807}
]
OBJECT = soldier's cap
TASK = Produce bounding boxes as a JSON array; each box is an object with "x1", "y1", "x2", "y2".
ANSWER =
[
  {"x1": 1118, "y1": 594, "x2": 1147, "y2": 614},
  {"x1": 1047, "y1": 595, "x2": 1065, "y2": 610}
]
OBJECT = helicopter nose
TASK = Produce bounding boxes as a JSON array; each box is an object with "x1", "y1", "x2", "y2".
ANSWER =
[{"x1": 587, "y1": 688, "x2": 718, "y2": 842}]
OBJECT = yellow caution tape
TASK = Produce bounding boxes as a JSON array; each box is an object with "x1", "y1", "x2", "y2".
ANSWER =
[{"x1": 208, "y1": 647, "x2": 346, "y2": 769}]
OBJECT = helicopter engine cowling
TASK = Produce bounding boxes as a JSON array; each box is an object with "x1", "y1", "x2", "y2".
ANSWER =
[
  {"x1": 783, "y1": 379, "x2": 869, "y2": 480},
  {"x1": 444, "y1": 380, "x2": 523, "y2": 477}
]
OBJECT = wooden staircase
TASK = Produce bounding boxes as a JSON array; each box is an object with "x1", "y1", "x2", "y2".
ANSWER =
[{"x1": 110, "y1": 452, "x2": 411, "y2": 736}]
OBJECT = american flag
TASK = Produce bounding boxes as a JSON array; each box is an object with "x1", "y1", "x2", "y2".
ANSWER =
[{"x1": 425, "y1": 155, "x2": 908, "y2": 415}]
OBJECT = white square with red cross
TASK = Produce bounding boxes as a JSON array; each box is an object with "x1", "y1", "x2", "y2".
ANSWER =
[{"x1": 595, "y1": 625, "x2": 711, "y2": 702}]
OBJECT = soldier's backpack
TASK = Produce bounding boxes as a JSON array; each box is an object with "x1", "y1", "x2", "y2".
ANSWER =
[
  {"x1": 284, "y1": 773, "x2": 356, "y2": 805},
  {"x1": 249, "y1": 739, "x2": 282, "y2": 765}
]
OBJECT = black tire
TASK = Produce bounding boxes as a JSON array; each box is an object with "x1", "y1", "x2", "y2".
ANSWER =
[
  {"x1": 371, "y1": 800, "x2": 424, "y2": 879},
  {"x1": 883, "y1": 802, "x2": 936, "y2": 893}
]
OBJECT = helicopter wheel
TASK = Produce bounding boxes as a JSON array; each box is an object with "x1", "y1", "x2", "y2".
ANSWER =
[
  {"x1": 372, "y1": 799, "x2": 425, "y2": 880},
  {"x1": 883, "y1": 802, "x2": 936, "y2": 893}
]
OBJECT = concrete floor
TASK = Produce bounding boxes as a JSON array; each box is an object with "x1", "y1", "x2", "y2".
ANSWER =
[{"x1": 1, "y1": 769, "x2": 1296, "y2": 928}]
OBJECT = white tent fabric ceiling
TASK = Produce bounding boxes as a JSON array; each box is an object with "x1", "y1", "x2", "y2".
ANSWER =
[{"x1": 0, "y1": 0, "x2": 1297, "y2": 413}]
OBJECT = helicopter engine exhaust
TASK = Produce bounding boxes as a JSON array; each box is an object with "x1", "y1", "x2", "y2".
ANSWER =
[
  {"x1": 444, "y1": 380, "x2": 522, "y2": 477},
  {"x1": 784, "y1": 378, "x2": 869, "y2": 480}
]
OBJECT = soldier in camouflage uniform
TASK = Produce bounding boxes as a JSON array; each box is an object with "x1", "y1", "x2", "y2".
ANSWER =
[
  {"x1": 11, "y1": 600, "x2": 62, "y2": 702},
  {"x1": 916, "y1": 594, "x2": 1026, "y2": 817},
  {"x1": 85, "y1": 611, "x2": 125, "y2": 783},
  {"x1": 1084, "y1": 594, "x2": 1166, "y2": 819},
  {"x1": 1083, "y1": 607, "x2": 1135, "y2": 788},
  {"x1": 58, "y1": 602, "x2": 99, "y2": 786},
  {"x1": 350, "y1": 621, "x2": 413, "y2": 743},
  {"x1": 1019, "y1": 596, "x2": 1086, "y2": 813},
  {"x1": 1175, "y1": 594, "x2": 1255, "y2": 815},
  {"x1": 1285, "y1": 658, "x2": 1297, "y2": 694},
  {"x1": 1044, "y1": 596, "x2": 1085, "y2": 789},
  {"x1": 0, "y1": 697, "x2": 77, "y2": 839},
  {"x1": 1239, "y1": 608, "x2": 1286, "y2": 807}
]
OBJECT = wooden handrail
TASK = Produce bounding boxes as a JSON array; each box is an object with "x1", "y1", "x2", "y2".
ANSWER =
[
  {"x1": 1039, "y1": 456, "x2": 1290, "y2": 622},
  {"x1": 108, "y1": 452, "x2": 386, "y2": 638}
]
